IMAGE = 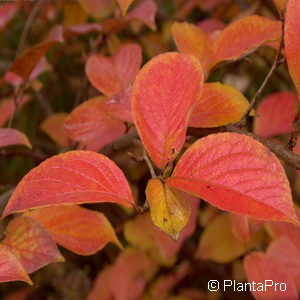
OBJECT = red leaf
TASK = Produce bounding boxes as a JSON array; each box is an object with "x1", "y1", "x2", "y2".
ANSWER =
[
  {"x1": 0, "y1": 128, "x2": 32, "y2": 149},
  {"x1": 197, "y1": 18, "x2": 225, "y2": 34},
  {"x1": 2, "y1": 150, "x2": 134, "y2": 217},
  {"x1": 0, "y1": 3, "x2": 19, "y2": 31},
  {"x1": 0, "y1": 95, "x2": 31, "y2": 127},
  {"x1": 213, "y1": 16, "x2": 281, "y2": 67},
  {"x1": 7, "y1": 28, "x2": 63, "y2": 81},
  {"x1": 87, "y1": 266, "x2": 114, "y2": 300},
  {"x1": 285, "y1": 0, "x2": 300, "y2": 96},
  {"x1": 171, "y1": 22, "x2": 213, "y2": 75},
  {"x1": 230, "y1": 214, "x2": 250, "y2": 245},
  {"x1": 26, "y1": 205, "x2": 122, "y2": 255},
  {"x1": 63, "y1": 97, "x2": 126, "y2": 148},
  {"x1": 167, "y1": 132, "x2": 298, "y2": 223},
  {"x1": 109, "y1": 249, "x2": 158, "y2": 300},
  {"x1": 132, "y1": 52, "x2": 203, "y2": 169},
  {"x1": 267, "y1": 219, "x2": 300, "y2": 251},
  {"x1": 0, "y1": 244, "x2": 32, "y2": 285},
  {"x1": 126, "y1": 0, "x2": 157, "y2": 30},
  {"x1": 244, "y1": 252, "x2": 298, "y2": 300},
  {"x1": 2, "y1": 216, "x2": 64, "y2": 273},
  {"x1": 254, "y1": 92, "x2": 297, "y2": 137},
  {"x1": 267, "y1": 237, "x2": 300, "y2": 289},
  {"x1": 4, "y1": 57, "x2": 51, "y2": 87},
  {"x1": 86, "y1": 43, "x2": 142, "y2": 97},
  {"x1": 189, "y1": 82, "x2": 249, "y2": 127}
]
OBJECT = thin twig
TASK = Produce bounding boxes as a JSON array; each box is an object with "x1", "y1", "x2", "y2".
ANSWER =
[
  {"x1": 236, "y1": 19, "x2": 285, "y2": 128},
  {"x1": 143, "y1": 148, "x2": 156, "y2": 178},
  {"x1": 16, "y1": 0, "x2": 45, "y2": 56}
]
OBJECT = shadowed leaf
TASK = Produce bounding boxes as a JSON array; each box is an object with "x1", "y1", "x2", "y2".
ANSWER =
[{"x1": 26, "y1": 205, "x2": 122, "y2": 255}]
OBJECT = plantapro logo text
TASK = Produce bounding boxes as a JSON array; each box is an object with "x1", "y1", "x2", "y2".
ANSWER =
[{"x1": 208, "y1": 279, "x2": 287, "y2": 292}]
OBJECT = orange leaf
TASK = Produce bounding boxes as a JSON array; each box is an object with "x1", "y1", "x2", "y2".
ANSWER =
[
  {"x1": 2, "y1": 216, "x2": 64, "y2": 273},
  {"x1": 0, "y1": 244, "x2": 32, "y2": 285},
  {"x1": 254, "y1": 92, "x2": 297, "y2": 137},
  {"x1": 213, "y1": 15, "x2": 281, "y2": 67},
  {"x1": 189, "y1": 82, "x2": 249, "y2": 127},
  {"x1": 86, "y1": 43, "x2": 141, "y2": 97},
  {"x1": 132, "y1": 52, "x2": 203, "y2": 169},
  {"x1": 167, "y1": 133, "x2": 298, "y2": 223},
  {"x1": 272, "y1": 0, "x2": 287, "y2": 11},
  {"x1": 63, "y1": 97, "x2": 126, "y2": 148},
  {"x1": 146, "y1": 178, "x2": 191, "y2": 239},
  {"x1": 0, "y1": 95, "x2": 31, "y2": 127},
  {"x1": 2, "y1": 150, "x2": 134, "y2": 217},
  {"x1": 26, "y1": 205, "x2": 122, "y2": 255},
  {"x1": 196, "y1": 213, "x2": 246, "y2": 263},
  {"x1": 172, "y1": 22, "x2": 213, "y2": 74},
  {"x1": 0, "y1": 128, "x2": 32, "y2": 149},
  {"x1": 40, "y1": 113, "x2": 69, "y2": 148},
  {"x1": 116, "y1": 0, "x2": 135, "y2": 15},
  {"x1": 8, "y1": 28, "x2": 63, "y2": 81},
  {"x1": 244, "y1": 252, "x2": 298, "y2": 300},
  {"x1": 267, "y1": 237, "x2": 300, "y2": 289},
  {"x1": 78, "y1": 0, "x2": 116, "y2": 19},
  {"x1": 285, "y1": 0, "x2": 300, "y2": 97},
  {"x1": 124, "y1": 197, "x2": 199, "y2": 265}
]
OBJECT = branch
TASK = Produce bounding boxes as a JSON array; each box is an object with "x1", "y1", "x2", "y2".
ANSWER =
[
  {"x1": 100, "y1": 130, "x2": 138, "y2": 156},
  {"x1": 236, "y1": 18, "x2": 285, "y2": 128},
  {"x1": 16, "y1": 0, "x2": 45, "y2": 55}
]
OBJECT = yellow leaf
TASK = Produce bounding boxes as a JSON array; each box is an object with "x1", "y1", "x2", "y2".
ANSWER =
[{"x1": 146, "y1": 179, "x2": 191, "y2": 240}]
